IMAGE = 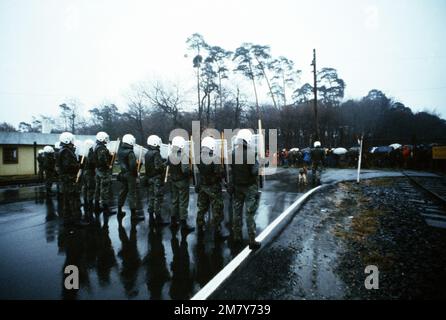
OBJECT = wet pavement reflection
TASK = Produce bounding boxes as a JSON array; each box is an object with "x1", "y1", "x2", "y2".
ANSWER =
[{"x1": 0, "y1": 168, "x2": 310, "y2": 299}]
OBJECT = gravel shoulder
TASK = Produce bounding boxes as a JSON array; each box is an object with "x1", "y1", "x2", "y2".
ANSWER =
[{"x1": 211, "y1": 177, "x2": 446, "y2": 300}]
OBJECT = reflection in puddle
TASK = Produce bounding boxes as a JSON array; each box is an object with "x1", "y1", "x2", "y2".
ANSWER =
[{"x1": 0, "y1": 169, "x2": 305, "y2": 299}]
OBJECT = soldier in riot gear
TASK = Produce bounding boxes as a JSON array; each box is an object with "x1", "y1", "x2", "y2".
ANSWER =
[
  {"x1": 42, "y1": 146, "x2": 56, "y2": 196},
  {"x1": 81, "y1": 139, "x2": 96, "y2": 219},
  {"x1": 145, "y1": 135, "x2": 169, "y2": 226},
  {"x1": 195, "y1": 136, "x2": 228, "y2": 241},
  {"x1": 228, "y1": 129, "x2": 261, "y2": 250},
  {"x1": 57, "y1": 132, "x2": 86, "y2": 228},
  {"x1": 94, "y1": 131, "x2": 115, "y2": 216},
  {"x1": 167, "y1": 136, "x2": 194, "y2": 234},
  {"x1": 117, "y1": 134, "x2": 143, "y2": 222},
  {"x1": 310, "y1": 141, "x2": 325, "y2": 184}
]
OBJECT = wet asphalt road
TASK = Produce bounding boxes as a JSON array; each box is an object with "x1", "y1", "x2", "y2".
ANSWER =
[{"x1": 0, "y1": 168, "x2": 308, "y2": 300}]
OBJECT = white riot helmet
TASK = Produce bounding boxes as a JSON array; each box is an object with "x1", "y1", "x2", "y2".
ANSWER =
[
  {"x1": 43, "y1": 146, "x2": 54, "y2": 153},
  {"x1": 172, "y1": 136, "x2": 186, "y2": 149},
  {"x1": 122, "y1": 134, "x2": 136, "y2": 146},
  {"x1": 314, "y1": 141, "x2": 321, "y2": 148},
  {"x1": 84, "y1": 139, "x2": 95, "y2": 150},
  {"x1": 236, "y1": 129, "x2": 253, "y2": 145},
  {"x1": 147, "y1": 135, "x2": 162, "y2": 148},
  {"x1": 201, "y1": 136, "x2": 216, "y2": 152},
  {"x1": 38, "y1": 149, "x2": 44, "y2": 155},
  {"x1": 96, "y1": 131, "x2": 109, "y2": 144},
  {"x1": 59, "y1": 132, "x2": 75, "y2": 145}
]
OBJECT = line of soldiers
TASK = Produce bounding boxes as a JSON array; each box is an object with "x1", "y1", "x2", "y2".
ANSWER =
[{"x1": 40, "y1": 129, "x2": 262, "y2": 250}]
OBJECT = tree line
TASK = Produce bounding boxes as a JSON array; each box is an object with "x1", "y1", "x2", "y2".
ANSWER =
[{"x1": 1, "y1": 33, "x2": 445, "y2": 149}]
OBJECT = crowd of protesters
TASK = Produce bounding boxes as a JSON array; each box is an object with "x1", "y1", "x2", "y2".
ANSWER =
[{"x1": 275, "y1": 143, "x2": 444, "y2": 172}]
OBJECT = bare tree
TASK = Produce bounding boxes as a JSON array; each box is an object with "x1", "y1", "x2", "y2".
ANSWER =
[
  {"x1": 143, "y1": 81, "x2": 185, "y2": 127},
  {"x1": 123, "y1": 83, "x2": 150, "y2": 144}
]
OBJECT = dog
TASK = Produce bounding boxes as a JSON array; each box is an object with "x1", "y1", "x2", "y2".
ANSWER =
[{"x1": 298, "y1": 166, "x2": 308, "y2": 185}]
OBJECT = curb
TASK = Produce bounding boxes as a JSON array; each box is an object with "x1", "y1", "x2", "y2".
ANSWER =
[{"x1": 191, "y1": 183, "x2": 330, "y2": 300}]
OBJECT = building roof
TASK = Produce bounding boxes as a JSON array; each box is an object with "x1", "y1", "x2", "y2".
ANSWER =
[{"x1": 0, "y1": 132, "x2": 96, "y2": 146}]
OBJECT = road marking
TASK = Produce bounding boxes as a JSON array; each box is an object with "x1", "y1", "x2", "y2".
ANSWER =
[{"x1": 191, "y1": 185, "x2": 323, "y2": 300}]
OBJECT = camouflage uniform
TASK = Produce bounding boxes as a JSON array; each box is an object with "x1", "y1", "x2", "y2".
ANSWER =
[
  {"x1": 168, "y1": 150, "x2": 190, "y2": 221},
  {"x1": 118, "y1": 142, "x2": 138, "y2": 211},
  {"x1": 196, "y1": 151, "x2": 224, "y2": 228},
  {"x1": 310, "y1": 147, "x2": 325, "y2": 180},
  {"x1": 144, "y1": 146, "x2": 166, "y2": 219},
  {"x1": 42, "y1": 152, "x2": 56, "y2": 194},
  {"x1": 57, "y1": 144, "x2": 81, "y2": 225},
  {"x1": 230, "y1": 144, "x2": 259, "y2": 242},
  {"x1": 94, "y1": 142, "x2": 113, "y2": 211},
  {"x1": 81, "y1": 147, "x2": 96, "y2": 208}
]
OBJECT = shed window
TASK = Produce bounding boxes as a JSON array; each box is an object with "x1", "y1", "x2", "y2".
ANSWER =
[{"x1": 3, "y1": 146, "x2": 19, "y2": 164}]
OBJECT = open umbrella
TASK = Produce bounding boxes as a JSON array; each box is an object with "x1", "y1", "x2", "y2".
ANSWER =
[
  {"x1": 389, "y1": 143, "x2": 402, "y2": 150},
  {"x1": 333, "y1": 147, "x2": 348, "y2": 155},
  {"x1": 372, "y1": 146, "x2": 393, "y2": 154}
]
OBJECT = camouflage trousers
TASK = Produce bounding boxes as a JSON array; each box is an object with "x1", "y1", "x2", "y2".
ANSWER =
[
  {"x1": 311, "y1": 161, "x2": 323, "y2": 181},
  {"x1": 196, "y1": 184, "x2": 224, "y2": 228},
  {"x1": 44, "y1": 170, "x2": 56, "y2": 193},
  {"x1": 232, "y1": 183, "x2": 259, "y2": 240},
  {"x1": 118, "y1": 173, "x2": 137, "y2": 210},
  {"x1": 147, "y1": 176, "x2": 164, "y2": 216},
  {"x1": 60, "y1": 174, "x2": 81, "y2": 223},
  {"x1": 170, "y1": 178, "x2": 189, "y2": 220},
  {"x1": 82, "y1": 169, "x2": 96, "y2": 205},
  {"x1": 95, "y1": 169, "x2": 112, "y2": 207}
]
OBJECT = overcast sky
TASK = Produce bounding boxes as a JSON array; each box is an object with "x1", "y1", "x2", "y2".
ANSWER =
[{"x1": 1, "y1": 0, "x2": 445, "y2": 127}]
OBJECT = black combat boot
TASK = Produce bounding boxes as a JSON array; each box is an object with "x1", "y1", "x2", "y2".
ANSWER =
[
  {"x1": 131, "y1": 209, "x2": 144, "y2": 222},
  {"x1": 248, "y1": 235, "x2": 261, "y2": 250},
  {"x1": 196, "y1": 224, "x2": 205, "y2": 238},
  {"x1": 170, "y1": 215, "x2": 179, "y2": 228},
  {"x1": 155, "y1": 214, "x2": 169, "y2": 227},
  {"x1": 180, "y1": 219, "x2": 195, "y2": 234},
  {"x1": 103, "y1": 205, "x2": 116, "y2": 216},
  {"x1": 94, "y1": 201, "x2": 101, "y2": 214},
  {"x1": 117, "y1": 206, "x2": 126, "y2": 221}
]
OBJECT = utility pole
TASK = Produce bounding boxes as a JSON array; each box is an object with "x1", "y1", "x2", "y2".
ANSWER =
[{"x1": 311, "y1": 49, "x2": 320, "y2": 142}]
